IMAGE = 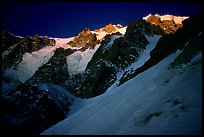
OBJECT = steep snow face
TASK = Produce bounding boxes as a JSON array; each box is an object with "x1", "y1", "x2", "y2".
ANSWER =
[
  {"x1": 66, "y1": 44, "x2": 101, "y2": 76},
  {"x1": 54, "y1": 37, "x2": 78, "y2": 49},
  {"x1": 143, "y1": 14, "x2": 189, "y2": 24},
  {"x1": 54, "y1": 37, "x2": 72, "y2": 47},
  {"x1": 103, "y1": 35, "x2": 122, "y2": 52},
  {"x1": 41, "y1": 50, "x2": 202, "y2": 135},
  {"x1": 3, "y1": 46, "x2": 56, "y2": 84},
  {"x1": 91, "y1": 31, "x2": 109, "y2": 40},
  {"x1": 127, "y1": 35, "x2": 161, "y2": 70},
  {"x1": 117, "y1": 26, "x2": 127, "y2": 35}
]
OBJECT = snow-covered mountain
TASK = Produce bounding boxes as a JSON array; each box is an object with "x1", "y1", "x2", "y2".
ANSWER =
[
  {"x1": 2, "y1": 13, "x2": 202, "y2": 135},
  {"x1": 143, "y1": 14, "x2": 189, "y2": 34},
  {"x1": 143, "y1": 14, "x2": 189, "y2": 24}
]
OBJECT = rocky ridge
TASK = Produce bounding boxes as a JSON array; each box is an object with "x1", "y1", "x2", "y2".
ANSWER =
[{"x1": 143, "y1": 14, "x2": 189, "y2": 34}]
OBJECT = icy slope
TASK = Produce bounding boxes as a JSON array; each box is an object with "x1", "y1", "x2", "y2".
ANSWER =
[
  {"x1": 41, "y1": 49, "x2": 202, "y2": 135},
  {"x1": 66, "y1": 44, "x2": 100, "y2": 76},
  {"x1": 2, "y1": 46, "x2": 56, "y2": 94},
  {"x1": 54, "y1": 37, "x2": 75, "y2": 48}
]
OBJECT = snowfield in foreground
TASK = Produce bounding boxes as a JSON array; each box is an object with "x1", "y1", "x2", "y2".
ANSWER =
[{"x1": 41, "y1": 49, "x2": 202, "y2": 135}]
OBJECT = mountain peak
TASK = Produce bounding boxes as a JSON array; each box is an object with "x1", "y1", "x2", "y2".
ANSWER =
[
  {"x1": 67, "y1": 27, "x2": 97, "y2": 49},
  {"x1": 93, "y1": 23, "x2": 124, "y2": 34},
  {"x1": 115, "y1": 24, "x2": 123, "y2": 29},
  {"x1": 143, "y1": 14, "x2": 189, "y2": 24},
  {"x1": 142, "y1": 14, "x2": 189, "y2": 34},
  {"x1": 101, "y1": 23, "x2": 117, "y2": 33}
]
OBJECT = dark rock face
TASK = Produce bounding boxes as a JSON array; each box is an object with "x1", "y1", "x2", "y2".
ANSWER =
[
  {"x1": 67, "y1": 28, "x2": 99, "y2": 50},
  {"x1": 145, "y1": 15, "x2": 185, "y2": 34},
  {"x1": 2, "y1": 31, "x2": 22, "y2": 53},
  {"x1": 67, "y1": 20, "x2": 155, "y2": 98},
  {"x1": 2, "y1": 83, "x2": 74, "y2": 135},
  {"x1": 87, "y1": 20, "x2": 152, "y2": 71},
  {"x1": 146, "y1": 15, "x2": 161, "y2": 25},
  {"x1": 126, "y1": 19, "x2": 165, "y2": 36},
  {"x1": 66, "y1": 20, "x2": 165, "y2": 98},
  {"x1": 119, "y1": 13, "x2": 202, "y2": 86},
  {"x1": 169, "y1": 33, "x2": 202, "y2": 68},
  {"x1": 2, "y1": 33, "x2": 56, "y2": 69},
  {"x1": 94, "y1": 24, "x2": 122, "y2": 33},
  {"x1": 66, "y1": 61, "x2": 117, "y2": 98},
  {"x1": 26, "y1": 47, "x2": 75, "y2": 86}
]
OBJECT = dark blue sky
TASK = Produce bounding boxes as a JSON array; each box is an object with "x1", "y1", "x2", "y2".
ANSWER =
[{"x1": 2, "y1": 2, "x2": 202, "y2": 38}]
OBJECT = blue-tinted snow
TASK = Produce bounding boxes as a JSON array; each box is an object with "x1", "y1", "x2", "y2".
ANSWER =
[{"x1": 41, "y1": 45, "x2": 202, "y2": 135}]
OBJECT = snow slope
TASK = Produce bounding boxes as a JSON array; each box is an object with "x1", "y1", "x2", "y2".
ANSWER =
[
  {"x1": 15, "y1": 46, "x2": 56, "y2": 83},
  {"x1": 66, "y1": 44, "x2": 100, "y2": 76},
  {"x1": 2, "y1": 46, "x2": 56, "y2": 95},
  {"x1": 54, "y1": 37, "x2": 78, "y2": 49},
  {"x1": 41, "y1": 47, "x2": 202, "y2": 134}
]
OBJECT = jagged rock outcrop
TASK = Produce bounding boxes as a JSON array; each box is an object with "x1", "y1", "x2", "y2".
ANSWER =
[
  {"x1": 145, "y1": 14, "x2": 186, "y2": 34},
  {"x1": 126, "y1": 19, "x2": 165, "y2": 36},
  {"x1": 65, "y1": 61, "x2": 117, "y2": 98},
  {"x1": 94, "y1": 24, "x2": 123, "y2": 33},
  {"x1": 67, "y1": 28, "x2": 99, "y2": 50},
  {"x1": 87, "y1": 19, "x2": 164, "y2": 70},
  {"x1": 101, "y1": 23, "x2": 117, "y2": 33},
  {"x1": 2, "y1": 31, "x2": 22, "y2": 53},
  {"x1": 169, "y1": 33, "x2": 202, "y2": 68}
]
